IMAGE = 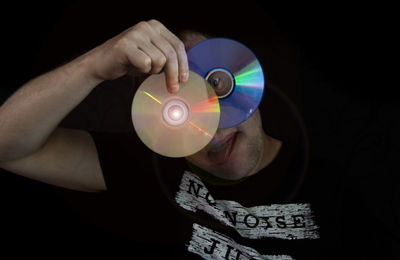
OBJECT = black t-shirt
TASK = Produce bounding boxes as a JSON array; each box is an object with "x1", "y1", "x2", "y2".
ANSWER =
[
  {"x1": 46, "y1": 79, "x2": 397, "y2": 259},
  {"x1": 52, "y1": 85, "x2": 348, "y2": 259},
  {"x1": 59, "y1": 125, "x2": 341, "y2": 260}
]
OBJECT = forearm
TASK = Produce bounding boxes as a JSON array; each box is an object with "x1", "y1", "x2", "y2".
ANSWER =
[
  {"x1": 0, "y1": 52, "x2": 102, "y2": 162},
  {"x1": 0, "y1": 20, "x2": 188, "y2": 163}
]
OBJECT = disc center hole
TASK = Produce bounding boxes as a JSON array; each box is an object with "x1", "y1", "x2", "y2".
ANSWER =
[
  {"x1": 168, "y1": 105, "x2": 184, "y2": 121},
  {"x1": 162, "y1": 99, "x2": 189, "y2": 126},
  {"x1": 206, "y1": 69, "x2": 234, "y2": 99}
]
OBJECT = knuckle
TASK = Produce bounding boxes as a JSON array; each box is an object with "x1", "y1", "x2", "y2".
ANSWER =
[
  {"x1": 165, "y1": 48, "x2": 177, "y2": 60},
  {"x1": 176, "y1": 40, "x2": 185, "y2": 52},
  {"x1": 148, "y1": 19, "x2": 161, "y2": 27},
  {"x1": 114, "y1": 37, "x2": 129, "y2": 52},
  {"x1": 141, "y1": 58, "x2": 152, "y2": 72},
  {"x1": 127, "y1": 29, "x2": 141, "y2": 41},
  {"x1": 135, "y1": 21, "x2": 149, "y2": 30},
  {"x1": 148, "y1": 19, "x2": 164, "y2": 34},
  {"x1": 154, "y1": 55, "x2": 166, "y2": 67}
]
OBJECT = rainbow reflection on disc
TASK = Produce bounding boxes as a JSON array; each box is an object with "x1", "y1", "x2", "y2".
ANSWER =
[
  {"x1": 131, "y1": 71, "x2": 220, "y2": 157},
  {"x1": 188, "y1": 38, "x2": 264, "y2": 128}
]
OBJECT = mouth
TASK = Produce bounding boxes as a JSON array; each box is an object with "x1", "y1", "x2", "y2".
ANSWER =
[{"x1": 207, "y1": 132, "x2": 237, "y2": 165}]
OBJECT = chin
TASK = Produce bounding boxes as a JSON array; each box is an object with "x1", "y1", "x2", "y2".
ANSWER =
[
  {"x1": 206, "y1": 146, "x2": 255, "y2": 180},
  {"x1": 224, "y1": 157, "x2": 253, "y2": 179}
]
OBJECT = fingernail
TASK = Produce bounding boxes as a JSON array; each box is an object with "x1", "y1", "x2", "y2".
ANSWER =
[{"x1": 180, "y1": 71, "x2": 188, "y2": 82}]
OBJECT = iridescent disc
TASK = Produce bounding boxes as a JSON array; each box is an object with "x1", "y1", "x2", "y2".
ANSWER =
[
  {"x1": 131, "y1": 71, "x2": 220, "y2": 157},
  {"x1": 188, "y1": 38, "x2": 264, "y2": 128}
]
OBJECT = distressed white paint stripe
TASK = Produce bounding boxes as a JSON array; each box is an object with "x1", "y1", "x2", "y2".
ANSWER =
[
  {"x1": 175, "y1": 171, "x2": 319, "y2": 240},
  {"x1": 188, "y1": 223, "x2": 294, "y2": 260}
]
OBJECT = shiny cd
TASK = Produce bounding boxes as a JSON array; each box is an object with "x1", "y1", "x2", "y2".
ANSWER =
[
  {"x1": 131, "y1": 71, "x2": 220, "y2": 157},
  {"x1": 188, "y1": 38, "x2": 264, "y2": 128}
]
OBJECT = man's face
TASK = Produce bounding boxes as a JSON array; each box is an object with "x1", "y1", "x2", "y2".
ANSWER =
[
  {"x1": 168, "y1": 32, "x2": 265, "y2": 180},
  {"x1": 181, "y1": 32, "x2": 266, "y2": 180}
]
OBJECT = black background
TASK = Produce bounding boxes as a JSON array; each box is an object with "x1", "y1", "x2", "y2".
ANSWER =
[{"x1": 0, "y1": 0, "x2": 397, "y2": 257}]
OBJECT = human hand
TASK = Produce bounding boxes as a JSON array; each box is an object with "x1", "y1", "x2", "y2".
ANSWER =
[{"x1": 88, "y1": 19, "x2": 188, "y2": 93}]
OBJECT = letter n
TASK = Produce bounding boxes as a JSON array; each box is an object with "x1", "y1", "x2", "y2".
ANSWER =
[
  {"x1": 224, "y1": 211, "x2": 238, "y2": 226},
  {"x1": 187, "y1": 180, "x2": 203, "y2": 198}
]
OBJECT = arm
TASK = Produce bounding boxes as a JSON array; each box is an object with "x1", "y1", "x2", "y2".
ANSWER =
[{"x1": 0, "y1": 20, "x2": 188, "y2": 192}]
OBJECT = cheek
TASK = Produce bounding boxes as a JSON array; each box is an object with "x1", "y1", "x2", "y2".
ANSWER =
[
  {"x1": 230, "y1": 133, "x2": 252, "y2": 161},
  {"x1": 240, "y1": 109, "x2": 262, "y2": 130}
]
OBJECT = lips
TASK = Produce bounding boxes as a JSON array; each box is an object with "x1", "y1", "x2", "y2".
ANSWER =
[{"x1": 207, "y1": 133, "x2": 237, "y2": 165}]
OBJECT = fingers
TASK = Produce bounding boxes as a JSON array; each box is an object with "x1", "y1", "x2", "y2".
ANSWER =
[
  {"x1": 122, "y1": 20, "x2": 189, "y2": 93},
  {"x1": 149, "y1": 35, "x2": 180, "y2": 93},
  {"x1": 124, "y1": 44, "x2": 152, "y2": 74},
  {"x1": 138, "y1": 41, "x2": 166, "y2": 74},
  {"x1": 147, "y1": 20, "x2": 189, "y2": 93},
  {"x1": 157, "y1": 24, "x2": 189, "y2": 83},
  {"x1": 92, "y1": 20, "x2": 190, "y2": 84}
]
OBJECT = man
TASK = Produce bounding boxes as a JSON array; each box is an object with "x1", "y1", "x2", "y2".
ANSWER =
[{"x1": 0, "y1": 20, "x2": 339, "y2": 259}]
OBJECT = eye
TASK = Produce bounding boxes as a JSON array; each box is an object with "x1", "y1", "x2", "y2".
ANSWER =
[{"x1": 212, "y1": 78, "x2": 219, "y2": 87}]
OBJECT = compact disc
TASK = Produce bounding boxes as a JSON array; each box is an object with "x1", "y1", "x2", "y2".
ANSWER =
[
  {"x1": 131, "y1": 71, "x2": 220, "y2": 157},
  {"x1": 188, "y1": 38, "x2": 264, "y2": 128}
]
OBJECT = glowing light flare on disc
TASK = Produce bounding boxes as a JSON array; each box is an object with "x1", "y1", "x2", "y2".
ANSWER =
[
  {"x1": 188, "y1": 38, "x2": 264, "y2": 128},
  {"x1": 131, "y1": 71, "x2": 220, "y2": 157}
]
